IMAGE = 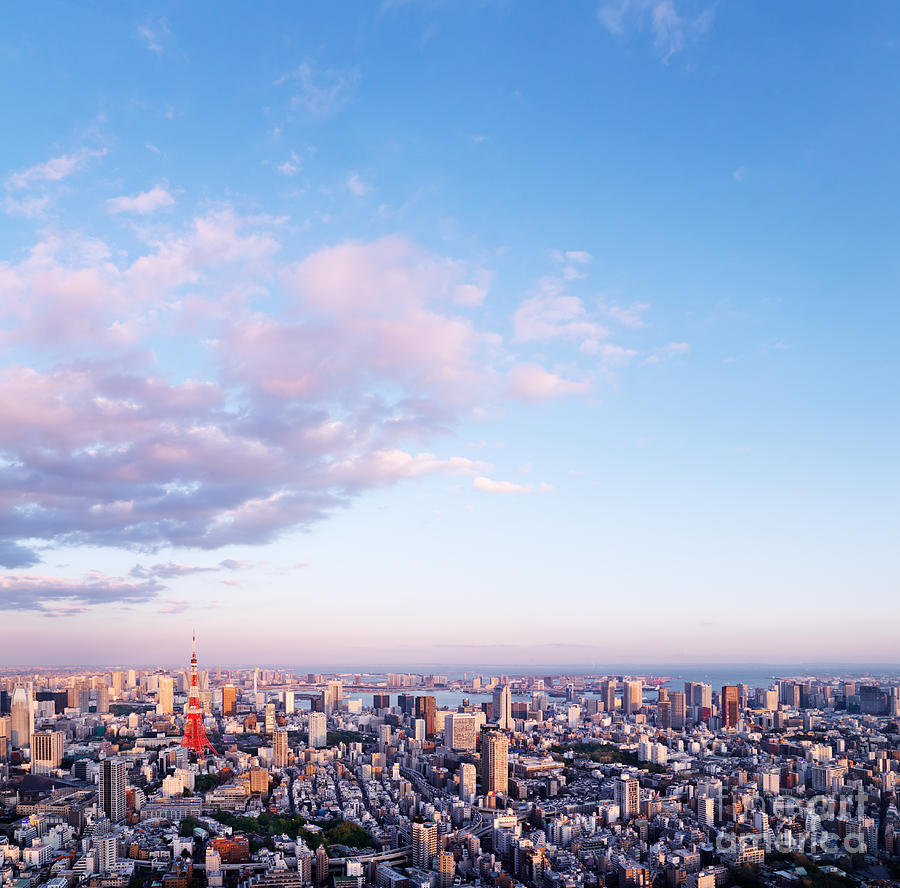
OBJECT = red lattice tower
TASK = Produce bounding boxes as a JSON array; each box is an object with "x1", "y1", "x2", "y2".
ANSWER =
[{"x1": 182, "y1": 633, "x2": 215, "y2": 756}]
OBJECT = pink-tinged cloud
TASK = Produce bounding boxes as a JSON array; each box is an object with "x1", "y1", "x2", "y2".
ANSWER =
[
  {"x1": 472, "y1": 476, "x2": 533, "y2": 494},
  {"x1": 0, "y1": 572, "x2": 163, "y2": 615},
  {"x1": 0, "y1": 209, "x2": 650, "y2": 569},
  {"x1": 505, "y1": 363, "x2": 591, "y2": 401},
  {"x1": 107, "y1": 185, "x2": 175, "y2": 215},
  {"x1": 5, "y1": 148, "x2": 107, "y2": 190},
  {"x1": 513, "y1": 288, "x2": 607, "y2": 353}
]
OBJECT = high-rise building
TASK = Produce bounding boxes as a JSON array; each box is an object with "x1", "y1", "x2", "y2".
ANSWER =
[
  {"x1": 600, "y1": 679, "x2": 616, "y2": 713},
  {"x1": 96, "y1": 834, "x2": 117, "y2": 873},
  {"x1": 492, "y1": 684, "x2": 513, "y2": 730},
  {"x1": 100, "y1": 757, "x2": 126, "y2": 822},
  {"x1": 284, "y1": 690, "x2": 295, "y2": 714},
  {"x1": 273, "y1": 729, "x2": 290, "y2": 767},
  {"x1": 670, "y1": 691, "x2": 686, "y2": 730},
  {"x1": 315, "y1": 845, "x2": 329, "y2": 888},
  {"x1": 447, "y1": 713, "x2": 477, "y2": 751},
  {"x1": 157, "y1": 676, "x2": 174, "y2": 716},
  {"x1": 373, "y1": 694, "x2": 390, "y2": 710},
  {"x1": 10, "y1": 687, "x2": 32, "y2": 748},
  {"x1": 264, "y1": 702, "x2": 276, "y2": 734},
  {"x1": 398, "y1": 693, "x2": 416, "y2": 716},
  {"x1": 482, "y1": 731, "x2": 509, "y2": 796},
  {"x1": 308, "y1": 712, "x2": 327, "y2": 748},
  {"x1": 222, "y1": 684, "x2": 237, "y2": 716},
  {"x1": 624, "y1": 680, "x2": 642, "y2": 716},
  {"x1": 459, "y1": 762, "x2": 477, "y2": 802},
  {"x1": 614, "y1": 775, "x2": 640, "y2": 820},
  {"x1": 437, "y1": 850, "x2": 455, "y2": 888},
  {"x1": 325, "y1": 680, "x2": 343, "y2": 715},
  {"x1": 721, "y1": 685, "x2": 739, "y2": 728},
  {"x1": 31, "y1": 730, "x2": 64, "y2": 774},
  {"x1": 411, "y1": 820, "x2": 438, "y2": 868},
  {"x1": 415, "y1": 696, "x2": 436, "y2": 739}
]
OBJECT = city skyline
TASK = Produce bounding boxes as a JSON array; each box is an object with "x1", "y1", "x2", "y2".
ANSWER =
[{"x1": 1, "y1": 2, "x2": 898, "y2": 664}]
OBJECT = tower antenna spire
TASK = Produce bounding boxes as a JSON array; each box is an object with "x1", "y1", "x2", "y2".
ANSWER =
[{"x1": 181, "y1": 631, "x2": 214, "y2": 757}]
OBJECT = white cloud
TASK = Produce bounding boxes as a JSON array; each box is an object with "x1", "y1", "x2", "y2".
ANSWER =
[
  {"x1": 275, "y1": 62, "x2": 360, "y2": 117},
  {"x1": 6, "y1": 148, "x2": 107, "y2": 191},
  {"x1": 277, "y1": 151, "x2": 302, "y2": 177},
  {"x1": 346, "y1": 172, "x2": 371, "y2": 196},
  {"x1": 107, "y1": 184, "x2": 176, "y2": 215},
  {"x1": 4, "y1": 195, "x2": 50, "y2": 218},
  {"x1": 506, "y1": 363, "x2": 591, "y2": 401},
  {"x1": 598, "y1": 0, "x2": 714, "y2": 62},
  {"x1": 644, "y1": 341, "x2": 690, "y2": 363},
  {"x1": 473, "y1": 476, "x2": 532, "y2": 495},
  {"x1": 137, "y1": 18, "x2": 170, "y2": 54},
  {"x1": 733, "y1": 165, "x2": 749, "y2": 182},
  {"x1": 513, "y1": 287, "x2": 607, "y2": 353},
  {"x1": 599, "y1": 299, "x2": 649, "y2": 329}
]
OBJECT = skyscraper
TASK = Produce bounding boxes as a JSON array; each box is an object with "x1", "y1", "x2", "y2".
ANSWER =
[
  {"x1": 32, "y1": 730, "x2": 64, "y2": 774},
  {"x1": 447, "y1": 713, "x2": 477, "y2": 751},
  {"x1": 264, "y1": 702, "x2": 276, "y2": 734},
  {"x1": 721, "y1": 685, "x2": 739, "y2": 728},
  {"x1": 10, "y1": 687, "x2": 32, "y2": 748},
  {"x1": 308, "y1": 712, "x2": 327, "y2": 748},
  {"x1": 415, "y1": 695, "x2": 436, "y2": 739},
  {"x1": 600, "y1": 679, "x2": 616, "y2": 713},
  {"x1": 412, "y1": 820, "x2": 438, "y2": 868},
  {"x1": 100, "y1": 757, "x2": 126, "y2": 822},
  {"x1": 670, "y1": 691, "x2": 686, "y2": 730},
  {"x1": 325, "y1": 680, "x2": 343, "y2": 715},
  {"x1": 459, "y1": 762, "x2": 477, "y2": 802},
  {"x1": 624, "y1": 680, "x2": 643, "y2": 716},
  {"x1": 157, "y1": 676, "x2": 174, "y2": 716},
  {"x1": 614, "y1": 775, "x2": 640, "y2": 820},
  {"x1": 482, "y1": 731, "x2": 509, "y2": 796},
  {"x1": 222, "y1": 684, "x2": 237, "y2": 716},
  {"x1": 492, "y1": 685, "x2": 513, "y2": 730},
  {"x1": 273, "y1": 729, "x2": 289, "y2": 767}
]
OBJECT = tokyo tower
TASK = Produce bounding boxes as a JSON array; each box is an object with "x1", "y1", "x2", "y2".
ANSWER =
[{"x1": 181, "y1": 633, "x2": 215, "y2": 756}]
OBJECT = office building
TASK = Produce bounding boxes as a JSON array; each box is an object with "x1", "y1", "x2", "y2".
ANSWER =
[
  {"x1": 721, "y1": 685, "x2": 739, "y2": 728},
  {"x1": 325, "y1": 680, "x2": 343, "y2": 715},
  {"x1": 482, "y1": 731, "x2": 509, "y2": 796},
  {"x1": 157, "y1": 676, "x2": 174, "y2": 716},
  {"x1": 493, "y1": 684, "x2": 513, "y2": 730},
  {"x1": 459, "y1": 762, "x2": 477, "y2": 802},
  {"x1": 415, "y1": 696, "x2": 436, "y2": 738},
  {"x1": 10, "y1": 686, "x2": 32, "y2": 748},
  {"x1": 624, "y1": 680, "x2": 643, "y2": 716},
  {"x1": 615, "y1": 775, "x2": 640, "y2": 820},
  {"x1": 222, "y1": 684, "x2": 237, "y2": 716},
  {"x1": 273, "y1": 729, "x2": 290, "y2": 767},
  {"x1": 32, "y1": 730, "x2": 64, "y2": 774},
  {"x1": 100, "y1": 757, "x2": 127, "y2": 822},
  {"x1": 308, "y1": 712, "x2": 327, "y2": 748},
  {"x1": 447, "y1": 713, "x2": 477, "y2": 751}
]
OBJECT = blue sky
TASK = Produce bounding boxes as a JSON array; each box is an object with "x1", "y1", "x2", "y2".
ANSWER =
[{"x1": 0, "y1": 1, "x2": 897, "y2": 666}]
